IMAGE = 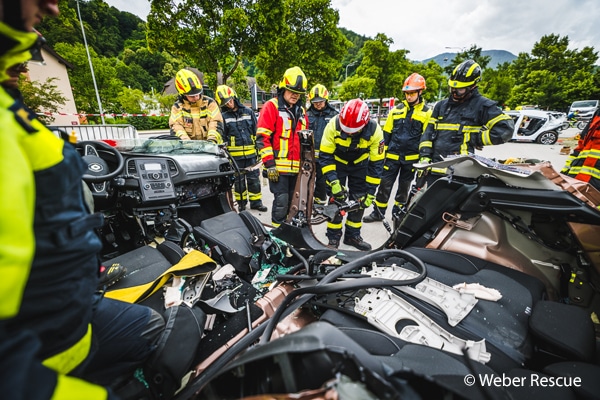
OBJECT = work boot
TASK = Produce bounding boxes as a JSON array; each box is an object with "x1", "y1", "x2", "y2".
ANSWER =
[
  {"x1": 250, "y1": 202, "x2": 268, "y2": 212},
  {"x1": 238, "y1": 202, "x2": 246, "y2": 211},
  {"x1": 343, "y1": 236, "x2": 372, "y2": 251},
  {"x1": 363, "y1": 212, "x2": 383, "y2": 223},
  {"x1": 98, "y1": 263, "x2": 126, "y2": 289},
  {"x1": 326, "y1": 239, "x2": 340, "y2": 249}
]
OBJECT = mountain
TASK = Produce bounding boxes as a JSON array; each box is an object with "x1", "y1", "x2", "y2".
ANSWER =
[{"x1": 420, "y1": 50, "x2": 517, "y2": 69}]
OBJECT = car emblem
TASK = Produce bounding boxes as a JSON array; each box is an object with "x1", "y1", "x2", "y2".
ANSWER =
[{"x1": 89, "y1": 163, "x2": 104, "y2": 172}]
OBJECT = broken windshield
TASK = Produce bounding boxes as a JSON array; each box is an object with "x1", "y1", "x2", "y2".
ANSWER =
[{"x1": 110, "y1": 138, "x2": 221, "y2": 155}]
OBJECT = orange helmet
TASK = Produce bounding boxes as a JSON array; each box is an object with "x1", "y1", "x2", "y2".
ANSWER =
[
  {"x1": 402, "y1": 73, "x2": 426, "y2": 91},
  {"x1": 339, "y1": 99, "x2": 370, "y2": 135}
]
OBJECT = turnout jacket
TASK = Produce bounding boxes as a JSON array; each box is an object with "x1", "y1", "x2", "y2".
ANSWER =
[
  {"x1": 383, "y1": 100, "x2": 432, "y2": 163},
  {"x1": 222, "y1": 98, "x2": 259, "y2": 162},
  {"x1": 319, "y1": 117, "x2": 385, "y2": 195},
  {"x1": 307, "y1": 102, "x2": 338, "y2": 158},
  {"x1": 256, "y1": 93, "x2": 308, "y2": 174},
  {"x1": 0, "y1": 87, "x2": 108, "y2": 398},
  {"x1": 169, "y1": 95, "x2": 224, "y2": 143},
  {"x1": 563, "y1": 109, "x2": 600, "y2": 190},
  {"x1": 419, "y1": 90, "x2": 514, "y2": 162}
]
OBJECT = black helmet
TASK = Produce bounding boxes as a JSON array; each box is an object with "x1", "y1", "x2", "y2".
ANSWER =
[{"x1": 448, "y1": 59, "x2": 481, "y2": 88}]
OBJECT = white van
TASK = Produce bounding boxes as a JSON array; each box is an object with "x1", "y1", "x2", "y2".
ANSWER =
[{"x1": 568, "y1": 99, "x2": 599, "y2": 119}]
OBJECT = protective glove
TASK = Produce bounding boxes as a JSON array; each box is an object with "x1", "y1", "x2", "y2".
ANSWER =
[
  {"x1": 360, "y1": 193, "x2": 375, "y2": 208},
  {"x1": 419, "y1": 157, "x2": 431, "y2": 164},
  {"x1": 330, "y1": 180, "x2": 347, "y2": 201},
  {"x1": 267, "y1": 167, "x2": 279, "y2": 182}
]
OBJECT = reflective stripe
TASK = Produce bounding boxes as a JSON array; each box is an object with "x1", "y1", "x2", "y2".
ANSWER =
[
  {"x1": 346, "y1": 219, "x2": 362, "y2": 229},
  {"x1": 43, "y1": 324, "x2": 92, "y2": 374},
  {"x1": 366, "y1": 175, "x2": 381, "y2": 185},
  {"x1": 51, "y1": 374, "x2": 108, "y2": 400},
  {"x1": 327, "y1": 221, "x2": 343, "y2": 229}
]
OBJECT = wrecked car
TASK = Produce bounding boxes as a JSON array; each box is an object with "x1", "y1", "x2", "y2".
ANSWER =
[{"x1": 74, "y1": 131, "x2": 600, "y2": 399}]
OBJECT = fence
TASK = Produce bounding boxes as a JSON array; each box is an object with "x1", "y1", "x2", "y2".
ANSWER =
[{"x1": 48, "y1": 124, "x2": 138, "y2": 141}]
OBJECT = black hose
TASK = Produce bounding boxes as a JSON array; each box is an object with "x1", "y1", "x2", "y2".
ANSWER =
[{"x1": 259, "y1": 249, "x2": 427, "y2": 345}]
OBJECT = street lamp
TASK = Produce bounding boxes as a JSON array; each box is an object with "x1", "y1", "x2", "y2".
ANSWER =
[
  {"x1": 76, "y1": 0, "x2": 105, "y2": 124},
  {"x1": 438, "y1": 57, "x2": 448, "y2": 101},
  {"x1": 345, "y1": 62, "x2": 357, "y2": 81}
]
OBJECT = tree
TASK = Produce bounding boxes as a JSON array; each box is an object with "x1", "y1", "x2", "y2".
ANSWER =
[
  {"x1": 147, "y1": 0, "x2": 286, "y2": 86},
  {"x1": 337, "y1": 76, "x2": 375, "y2": 100},
  {"x1": 19, "y1": 77, "x2": 67, "y2": 125},
  {"x1": 506, "y1": 34, "x2": 599, "y2": 110},
  {"x1": 352, "y1": 33, "x2": 411, "y2": 115},
  {"x1": 54, "y1": 42, "x2": 124, "y2": 119},
  {"x1": 253, "y1": 0, "x2": 351, "y2": 91}
]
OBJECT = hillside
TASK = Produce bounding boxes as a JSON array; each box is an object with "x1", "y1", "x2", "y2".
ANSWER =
[{"x1": 420, "y1": 50, "x2": 517, "y2": 68}]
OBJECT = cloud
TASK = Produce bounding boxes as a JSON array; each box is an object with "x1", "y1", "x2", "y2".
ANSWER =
[{"x1": 330, "y1": 0, "x2": 600, "y2": 63}]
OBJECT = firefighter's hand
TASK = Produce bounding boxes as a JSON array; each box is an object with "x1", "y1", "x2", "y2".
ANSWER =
[
  {"x1": 360, "y1": 193, "x2": 375, "y2": 208},
  {"x1": 330, "y1": 180, "x2": 347, "y2": 201},
  {"x1": 419, "y1": 157, "x2": 431, "y2": 164},
  {"x1": 267, "y1": 167, "x2": 279, "y2": 182}
]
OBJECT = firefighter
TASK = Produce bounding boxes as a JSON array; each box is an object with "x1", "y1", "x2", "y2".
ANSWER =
[
  {"x1": 562, "y1": 108, "x2": 600, "y2": 191},
  {"x1": 0, "y1": 1, "x2": 165, "y2": 398},
  {"x1": 363, "y1": 73, "x2": 432, "y2": 223},
  {"x1": 307, "y1": 84, "x2": 338, "y2": 205},
  {"x1": 419, "y1": 60, "x2": 514, "y2": 183},
  {"x1": 169, "y1": 68, "x2": 224, "y2": 143},
  {"x1": 216, "y1": 84, "x2": 267, "y2": 212},
  {"x1": 256, "y1": 66, "x2": 309, "y2": 226},
  {"x1": 1, "y1": 3, "x2": 211, "y2": 399},
  {"x1": 319, "y1": 99, "x2": 385, "y2": 250}
]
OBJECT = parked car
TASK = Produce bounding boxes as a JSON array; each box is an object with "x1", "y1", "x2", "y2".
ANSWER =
[
  {"x1": 569, "y1": 99, "x2": 599, "y2": 119},
  {"x1": 505, "y1": 109, "x2": 563, "y2": 144}
]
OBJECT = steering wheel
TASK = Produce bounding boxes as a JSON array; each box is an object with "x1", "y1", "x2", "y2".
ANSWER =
[{"x1": 76, "y1": 141, "x2": 125, "y2": 193}]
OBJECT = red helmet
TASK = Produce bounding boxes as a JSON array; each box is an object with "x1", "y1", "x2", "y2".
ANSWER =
[{"x1": 339, "y1": 99, "x2": 370, "y2": 134}]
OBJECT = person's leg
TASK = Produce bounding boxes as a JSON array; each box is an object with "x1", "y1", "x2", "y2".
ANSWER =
[
  {"x1": 325, "y1": 170, "x2": 348, "y2": 248},
  {"x1": 73, "y1": 297, "x2": 164, "y2": 386},
  {"x1": 365, "y1": 161, "x2": 399, "y2": 222},
  {"x1": 234, "y1": 173, "x2": 247, "y2": 210},
  {"x1": 392, "y1": 163, "x2": 416, "y2": 215},
  {"x1": 342, "y1": 171, "x2": 371, "y2": 250},
  {"x1": 269, "y1": 175, "x2": 293, "y2": 226},
  {"x1": 313, "y1": 168, "x2": 328, "y2": 205},
  {"x1": 247, "y1": 168, "x2": 267, "y2": 211}
]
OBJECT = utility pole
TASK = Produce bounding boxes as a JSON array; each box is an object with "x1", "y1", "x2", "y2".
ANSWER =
[{"x1": 76, "y1": 0, "x2": 105, "y2": 124}]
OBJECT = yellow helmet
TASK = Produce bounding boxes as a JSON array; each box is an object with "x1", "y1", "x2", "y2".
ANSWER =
[
  {"x1": 309, "y1": 84, "x2": 329, "y2": 103},
  {"x1": 215, "y1": 85, "x2": 237, "y2": 106},
  {"x1": 278, "y1": 66, "x2": 307, "y2": 94},
  {"x1": 175, "y1": 69, "x2": 203, "y2": 96}
]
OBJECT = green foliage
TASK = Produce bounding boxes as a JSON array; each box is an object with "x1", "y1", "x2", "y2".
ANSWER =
[
  {"x1": 254, "y1": 0, "x2": 351, "y2": 91},
  {"x1": 354, "y1": 34, "x2": 411, "y2": 102},
  {"x1": 19, "y1": 77, "x2": 67, "y2": 125},
  {"x1": 338, "y1": 76, "x2": 375, "y2": 100},
  {"x1": 29, "y1": 0, "x2": 600, "y2": 124}
]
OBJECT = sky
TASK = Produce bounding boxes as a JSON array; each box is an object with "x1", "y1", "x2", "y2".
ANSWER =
[{"x1": 104, "y1": 0, "x2": 600, "y2": 62}]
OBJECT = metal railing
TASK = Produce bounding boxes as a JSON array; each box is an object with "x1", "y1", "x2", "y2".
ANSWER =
[{"x1": 48, "y1": 124, "x2": 138, "y2": 141}]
